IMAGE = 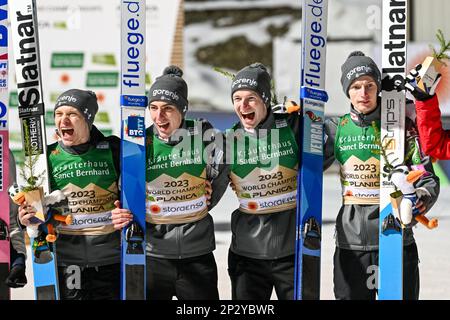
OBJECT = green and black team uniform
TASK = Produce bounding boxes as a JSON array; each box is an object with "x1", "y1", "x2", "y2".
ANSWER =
[
  {"x1": 145, "y1": 119, "x2": 228, "y2": 300},
  {"x1": 226, "y1": 109, "x2": 300, "y2": 300},
  {"x1": 226, "y1": 63, "x2": 300, "y2": 300},
  {"x1": 325, "y1": 51, "x2": 440, "y2": 300},
  {"x1": 324, "y1": 100, "x2": 440, "y2": 300},
  {"x1": 48, "y1": 125, "x2": 121, "y2": 300}
]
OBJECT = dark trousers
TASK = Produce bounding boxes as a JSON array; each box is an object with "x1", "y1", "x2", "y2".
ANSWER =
[
  {"x1": 333, "y1": 243, "x2": 420, "y2": 300},
  {"x1": 58, "y1": 263, "x2": 120, "y2": 300},
  {"x1": 146, "y1": 253, "x2": 219, "y2": 300},
  {"x1": 228, "y1": 250, "x2": 295, "y2": 300}
]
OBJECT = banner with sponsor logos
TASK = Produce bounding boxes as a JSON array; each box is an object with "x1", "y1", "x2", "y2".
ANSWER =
[{"x1": 8, "y1": 0, "x2": 181, "y2": 165}]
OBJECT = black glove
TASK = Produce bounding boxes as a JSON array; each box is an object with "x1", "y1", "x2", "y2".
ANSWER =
[
  {"x1": 5, "y1": 264, "x2": 27, "y2": 288},
  {"x1": 404, "y1": 64, "x2": 441, "y2": 101}
]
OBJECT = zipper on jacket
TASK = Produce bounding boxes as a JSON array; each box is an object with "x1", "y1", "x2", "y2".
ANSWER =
[
  {"x1": 360, "y1": 206, "x2": 368, "y2": 250},
  {"x1": 272, "y1": 214, "x2": 278, "y2": 259},
  {"x1": 176, "y1": 226, "x2": 182, "y2": 259}
]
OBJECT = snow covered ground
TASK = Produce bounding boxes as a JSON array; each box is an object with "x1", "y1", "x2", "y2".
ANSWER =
[
  {"x1": 212, "y1": 172, "x2": 450, "y2": 300},
  {"x1": 11, "y1": 173, "x2": 450, "y2": 300}
]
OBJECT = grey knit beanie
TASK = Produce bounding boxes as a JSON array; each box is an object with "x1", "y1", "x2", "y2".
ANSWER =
[
  {"x1": 231, "y1": 63, "x2": 272, "y2": 107},
  {"x1": 341, "y1": 51, "x2": 381, "y2": 97},
  {"x1": 54, "y1": 89, "x2": 98, "y2": 129},
  {"x1": 148, "y1": 65, "x2": 188, "y2": 116}
]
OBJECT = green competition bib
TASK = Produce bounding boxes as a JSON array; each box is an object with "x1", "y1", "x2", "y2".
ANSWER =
[
  {"x1": 146, "y1": 120, "x2": 208, "y2": 224},
  {"x1": 48, "y1": 141, "x2": 119, "y2": 235},
  {"x1": 228, "y1": 118, "x2": 298, "y2": 214},
  {"x1": 335, "y1": 114, "x2": 380, "y2": 204}
]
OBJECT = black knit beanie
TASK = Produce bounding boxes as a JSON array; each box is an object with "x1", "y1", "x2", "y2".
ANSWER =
[
  {"x1": 148, "y1": 65, "x2": 188, "y2": 116},
  {"x1": 340, "y1": 51, "x2": 381, "y2": 97},
  {"x1": 54, "y1": 89, "x2": 98, "y2": 129},
  {"x1": 231, "y1": 63, "x2": 272, "y2": 107}
]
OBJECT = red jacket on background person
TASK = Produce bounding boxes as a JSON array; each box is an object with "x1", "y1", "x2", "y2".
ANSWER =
[{"x1": 415, "y1": 94, "x2": 450, "y2": 160}]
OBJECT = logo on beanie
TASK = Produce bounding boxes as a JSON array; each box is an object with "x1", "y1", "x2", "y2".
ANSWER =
[
  {"x1": 152, "y1": 89, "x2": 179, "y2": 101},
  {"x1": 83, "y1": 108, "x2": 92, "y2": 120},
  {"x1": 57, "y1": 95, "x2": 78, "y2": 106},
  {"x1": 346, "y1": 65, "x2": 373, "y2": 80},
  {"x1": 232, "y1": 78, "x2": 258, "y2": 89}
]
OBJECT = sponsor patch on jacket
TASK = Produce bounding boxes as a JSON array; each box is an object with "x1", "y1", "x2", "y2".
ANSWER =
[
  {"x1": 275, "y1": 119, "x2": 287, "y2": 129},
  {"x1": 97, "y1": 141, "x2": 110, "y2": 149},
  {"x1": 188, "y1": 126, "x2": 199, "y2": 136}
]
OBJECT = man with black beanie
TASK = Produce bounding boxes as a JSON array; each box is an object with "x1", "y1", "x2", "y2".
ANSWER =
[
  {"x1": 323, "y1": 51, "x2": 440, "y2": 300},
  {"x1": 112, "y1": 65, "x2": 229, "y2": 300},
  {"x1": 18, "y1": 88, "x2": 122, "y2": 300},
  {"x1": 226, "y1": 63, "x2": 301, "y2": 300}
]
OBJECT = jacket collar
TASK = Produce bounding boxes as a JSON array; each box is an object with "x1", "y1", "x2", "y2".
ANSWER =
[
  {"x1": 152, "y1": 119, "x2": 190, "y2": 145},
  {"x1": 57, "y1": 125, "x2": 103, "y2": 155},
  {"x1": 235, "y1": 106, "x2": 272, "y2": 138},
  {"x1": 349, "y1": 97, "x2": 381, "y2": 127}
]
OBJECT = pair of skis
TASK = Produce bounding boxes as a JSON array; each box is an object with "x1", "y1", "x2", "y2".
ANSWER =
[{"x1": 295, "y1": 0, "x2": 408, "y2": 300}]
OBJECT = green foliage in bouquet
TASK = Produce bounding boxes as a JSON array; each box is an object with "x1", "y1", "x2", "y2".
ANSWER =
[
  {"x1": 19, "y1": 122, "x2": 44, "y2": 192},
  {"x1": 430, "y1": 29, "x2": 450, "y2": 65}
]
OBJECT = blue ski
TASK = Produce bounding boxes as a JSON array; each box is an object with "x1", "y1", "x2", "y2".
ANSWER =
[
  {"x1": 294, "y1": 0, "x2": 329, "y2": 300},
  {"x1": 378, "y1": 0, "x2": 408, "y2": 300},
  {"x1": 0, "y1": 0, "x2": 10, "y2": 300},
  {"x1": 120, "y1": 0, "x2": 147, "y2": 300},
  {"x1": 10, "y1": 0, "x2": 59, "y2": 300}
]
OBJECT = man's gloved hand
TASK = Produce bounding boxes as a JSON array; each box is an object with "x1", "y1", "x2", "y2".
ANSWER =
[
  {"x1": 403, "y1": 64, "x2": 442, "y2": 101},
  {"x1": 415, "y1": 187, "x2": 432, "y2": 215},
  {"x1": 5, "y1": 264, "x2": 27, "y2": 288},
  {"x1": 272, "y1": 100, "x2": 301, "y2": 114}
]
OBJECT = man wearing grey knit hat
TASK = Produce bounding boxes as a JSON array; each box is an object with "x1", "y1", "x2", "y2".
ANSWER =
[
  {"x1": 112, "y1": 66, "x2": 230, "y2": 300},
  {"x1": 230, "y1": 63, "x2": 272, "y2": 131},
  {"x1": 340, "y1": 51, "x2": 381, "y2": 98},
  {"x1": 231, "y1": 63, "x2": 272, "y2": 107},
  {"x1": 322, "y1": 51, "x2": 440, "y2": 300},
  {"x1": 227, "y1": 62, "x2": 302, "y2": 300},
  {"x1": 54, "y1": 88, "x2": 99, "y2": 146},
  {"x1": 146, "y1": 65, "x2": 189, "y2": 140},
  {"x1": 148, "y1": 65, "x2": 189, "y2": 117}
]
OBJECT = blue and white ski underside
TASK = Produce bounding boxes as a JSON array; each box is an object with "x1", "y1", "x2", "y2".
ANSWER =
[
  {"x1": 120, "y1": 0, "x2": 147, "y2": 300},
  {"x1": 378, "y1": 0, "x2": 408, "y2": 300},
  {"x1": 294, "y1": 0, "x2": 329, "y2": 300}
]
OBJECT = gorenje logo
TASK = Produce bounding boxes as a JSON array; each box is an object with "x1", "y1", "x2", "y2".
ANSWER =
[
  {"x1": 57, "y1": 95, "x2": 78, "y2": 105},
  {"x1": 152, "y1": 89, "x2": 179, "y2": 101},
  {"x1": 347, "y1": 65, "x2": 373, "y2": 80},
  {"x1": 13, "y1": 6, "x2": 42, "y2": 108},
  {"x1": 232, "y1": 78, "x2": 257, "y2": 89}
]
